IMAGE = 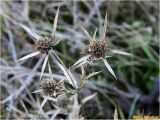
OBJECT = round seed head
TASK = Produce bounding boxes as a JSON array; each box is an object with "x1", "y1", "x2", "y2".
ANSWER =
[
  {"x1": 35, "y1": 36, "x2": 54, "y2": 53},
  {"x1": 40, "y1": 78, "x2": 65, "y2": 97},
  {"x1": 84, "y1": 40, "x2": 108, "y2": 59}
]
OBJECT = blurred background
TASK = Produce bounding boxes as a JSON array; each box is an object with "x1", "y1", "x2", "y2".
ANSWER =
[{"x1": 1, "y1": 0, "x2": 159, "y2": 119}]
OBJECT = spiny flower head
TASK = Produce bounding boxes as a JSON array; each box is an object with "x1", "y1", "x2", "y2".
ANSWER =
[
  {"x1": 41, "y1": 78, "x2": 65, "y2": 98},
  {"x1": 84, "y1": 40, "x2": 109, "y2": 59},
  {"x1": 35, "y1": 36, "x2": 55, "y2": 53}
]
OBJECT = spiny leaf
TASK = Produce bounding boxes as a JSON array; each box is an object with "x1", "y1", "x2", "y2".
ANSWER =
[
  {"x1": 52, "y1": 6, "x2": 60, "y2": 37},
  {"x1": 19, "y1": 23, "x2": 41, "y2": 40},
  {"x1": 53, "y1": 37, "x2": 62, "y2": 46},
  {"x1": 85, "y1": 71, "x2": 102, "y2": 80},
  {"x1": 81, "y1": 27, "x2": 93, "y2": 42},
  {"x1": 50, "y1": 50, "x2": 78, "y2": 88},
  {"x1": 111, "y1": 49, "x2": 132, "y2": 56},
  {"x1": 32, "y1": 89, "x2": 43, "y2": 93},
  {"x1": 17, "y1": 51, "x2": 40, "y2": 62},
  {"x1": 82, "y1": 93, "x2": 97, "y2": 104},
  {"x1": 40, "y1": 54, "x2": 49, "y2": 80},
  {"x1": 93, "y1": 27, "x2": 97, "y2": 40},
  {"x1": 102, "y1": 59, "x2": 117, "y2": 79},
  {"x1": 38, "y1": 97, "x2": 47, "y2": 115},
  {"x1": 57, "y1": 62, "x2": 77, "y2": 88},
  {"x1": 72, "y1": 55, "x2": 90, "y2": 68},
  {"x1": 102, "y1": 11, "x2": 108, "y2": 39},
  {"x1": 48, "y1": 61, "x2": 53, "y2": 80}
]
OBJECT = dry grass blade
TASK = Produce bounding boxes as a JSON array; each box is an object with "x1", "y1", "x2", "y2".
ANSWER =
[
  {"x1": 8, "y1": 105, "x2": 24, "y2": 115},
  {"x1": 38, "y1": 97, "x2": 47, "y2": 115},
  {"x1": 114, "y1": 108, "x2": 118, "y2": 120},
  {"x1": 17, "y1": 51, "x2": 40, "y2": 62},
  {"x1": 4, "y1": 19, "x2": 17, "y2": 62},
  {"x1": 102, "y1": 11, "x2": 108, "y2": 39},
  {"x1": 72, "y1": 55, "x2": 90, "y2": 68},
  {"x1": 111, "y1": 49, "x2": 132, "y2": 56},
  {"x1": 102, "y1": 59, "x2": 117, "y2": 79},
  {"x1": 81, "y1": 27, "x2": 92, "y2": 42},
  {"x1": 82, "y1": 93, "x2": 97, "y2": 104},
  {"x1": 19, "y1": 23, "x2": 41, "y2": 40},
  {"x1": 85, "y1": 71, "x2": 102, "y2": 80},
  {"x1": 52, "y1": 6, "x2": 60, "y2": 37},
  {"x1": 40, "y1": 54, "x2": 49, "y2": 80},
  {"x1": 0, "y1": 93, "x2": 14, "y2": 104}
]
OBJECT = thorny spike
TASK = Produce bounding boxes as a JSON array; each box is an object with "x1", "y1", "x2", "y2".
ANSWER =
[
  {"x1": 81, "y1": 27, "x2": 93, "y2": 42},
  {"x1": 93, "y1": 27, "x2": 97, "y2": 40},
  {"x1": 17, "y1": 51, "x2": 40, "y2": 62},
  {"x1": 19, "y1": 23, "x2": 41, "y2": 40},
  {"x1": 102, "y1": 59, "x2": 117, "y2": 79},
  {"x1": 48, "y1": 61, "x2": 54, "y2": 80},
  {"x1": 52, "y1": 6, "x2": 60, "y2": 37},
  {"x1": 40, "y1": 54, "x2": 49, "y2": 80},
  {"x1": 102, "y1": 11, "x2": 108, "y2": 40}
]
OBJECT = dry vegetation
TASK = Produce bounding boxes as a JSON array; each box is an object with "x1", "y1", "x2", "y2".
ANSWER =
[{"x1": 0, "y1": 0, "x2": 159, "y2": 119}]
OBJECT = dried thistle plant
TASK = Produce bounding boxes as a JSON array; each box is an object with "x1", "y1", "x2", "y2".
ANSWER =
[
  {"x1": 73, "y1": 12, "x2": 132, "y2": 79},
  {"x1": 32, "y1": 62, "x2": 67, "y2": 115},
  {"x1": 15, "y1": 6, "x2": 131, "y2": 118},
  {"x1": 17, "y1": 6, "x2": 62, "y2": 80}
]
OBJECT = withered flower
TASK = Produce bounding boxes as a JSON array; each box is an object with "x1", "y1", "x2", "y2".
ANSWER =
[
  {"x1": 84, "y1": 40, "x2": 108, "y2": 59},
  {"x1": 33, "y1": 79, "x2": 65, "y2": 115},
  {"x1": 40, "y1": 78, "x2": 65, "y2": 98},
  {"x1": 17, "y1": 6, "x2": 62, "y2": 80},
  {"x1": 34, "y1": 36, "x2": 54, "y2": 53},
  {"x1": 73, "y1": 12, "x2": 132, "y2": 79},
  {"x1": 34, "y1": 78, "x2": 65, "y2": 115}
]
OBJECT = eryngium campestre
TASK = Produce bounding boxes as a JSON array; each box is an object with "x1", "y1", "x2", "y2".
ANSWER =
[
  {"x1": 73, "y1": 11, "x2": 131, "y2": 79},
  {"x1": 34, "y1": 36, "x2": 55, "y2": 53},
  {"x1": 41, "y1": 78, "x2": 65, "y2": 97},
  {"x1": 84, "y1": 40, "x2": 110, "y2": 59}
]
